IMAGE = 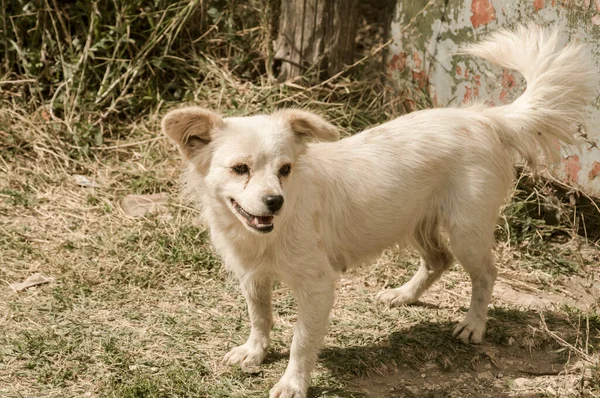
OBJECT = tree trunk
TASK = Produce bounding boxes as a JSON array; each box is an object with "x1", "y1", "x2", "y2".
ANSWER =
[{"x1": 274, "y1": 0, "x2": 359, "y2": 80}]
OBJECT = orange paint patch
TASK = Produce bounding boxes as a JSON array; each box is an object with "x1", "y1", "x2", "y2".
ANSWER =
[
  {"x1": 474, "y1": 74, "x2": 481, "y2": 86},
  {"x1": 389, "y1": 52, "x2": 408, "y2": 71},
  {"x1": 456, "y1": 65, "x2": 462, "y2": 76},
  {"x1": 589, "y1": 161, "x2": 600, "y2": 180},
  {"x1": 413, "y1": 52, "x2": 423, "y2": 69},
  {"x1": 563, "y1": 155, "x2": 581, "y2": 183},
  {"x1": 389, "y1": 54, "x2": 400, "y2": 71},
  {"x1": 412, "y1": 69, "x2": 428, "y2": 89},
  {"x1": 470, "y1": 0, "x2": 496, "y2": 28},
  {"x1": 502, "y1": 69, "x2": 516, "y2": 89},
  {"x1": 534, "y1": 0, "x2": 545, "y2": 10},
  {"x1": 464, "y1": 86, "x2": 473, "y2": 104},
  {"x1": 403, "y1": 99, "x2": 417, "y2": 113},
  {"x1": 498, "y1": 70, "x2": 516, "y2": 104},
  {"x1": 499, "y1": 89, "x2": 508, "y2": 104}
]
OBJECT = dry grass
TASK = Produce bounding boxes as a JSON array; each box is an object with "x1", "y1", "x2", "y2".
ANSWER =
[{"x1": 1, "y1": 1, "x2": 600, "y2": 397}]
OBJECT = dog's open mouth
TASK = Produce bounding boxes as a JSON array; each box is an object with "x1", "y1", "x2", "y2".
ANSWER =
[{"x1": 230, "y1": 199, "x2": 274, "y2": 233}]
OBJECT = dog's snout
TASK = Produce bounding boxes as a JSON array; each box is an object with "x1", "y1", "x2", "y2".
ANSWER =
[{"x1": 264, "y1": 195, "x2": 284, "y2": 212}]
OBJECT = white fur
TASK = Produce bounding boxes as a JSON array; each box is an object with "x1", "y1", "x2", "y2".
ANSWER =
[{"x1": 163, "y1": 25, "x2": 594, "y2": 398}]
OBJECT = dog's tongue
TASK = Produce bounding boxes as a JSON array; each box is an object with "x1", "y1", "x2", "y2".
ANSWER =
[{"x1": 251, "y1": 215, "x2": 274, "y2": 226}]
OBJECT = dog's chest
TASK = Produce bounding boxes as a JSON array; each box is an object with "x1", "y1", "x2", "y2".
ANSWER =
[{"x1": 212, "y1": 231, "x2": 279, "y2": 273}]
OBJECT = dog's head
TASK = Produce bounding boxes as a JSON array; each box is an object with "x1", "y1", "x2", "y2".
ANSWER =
[{"x1": 162, "y1": 107, "x2": 339, "y2": 235}]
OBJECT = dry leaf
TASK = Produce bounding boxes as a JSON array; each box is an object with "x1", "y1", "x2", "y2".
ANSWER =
[
  {"x1": 121, "y1": 193, "x2": 169, "y2": 217},
  {"x1": 73, "y1": 174, "x2": 101, "y2": 188},
  {"x1": 10, "y1": 273, "x2": 53, "y2": 292}
]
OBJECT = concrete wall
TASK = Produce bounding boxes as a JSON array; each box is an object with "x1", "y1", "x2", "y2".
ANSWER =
[{"x1": 387, "y1": 0, "x2": 600, "y2": 197}]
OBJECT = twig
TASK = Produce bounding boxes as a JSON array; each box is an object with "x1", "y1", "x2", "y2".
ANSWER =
[
  {"x1": 44, "y1": 0, "x2": 71, "y2": 108},
  {"x1": 497, "y1": 272, "x2": 545, "y2": 293},
  {"x1": 192, "y1": 17, "x2": 221, "y2": 43},
  {"x1": 520, "y1": 369, "x2": 562, "y2": 376},
  {"x1": 91, "y1": 136, "x2": 164, "y2": 150},
  {"x1": 50, "y1": 0, "x2": 71, "y2": 45},
  {"x1": 0, "y1": 79, "x2": 36, "y2": 85},
  {"x1": 48, "y1": 80, "x2": 75, "y2": 137},
  {"x1": 69, "y1": 1, "x2": 99, "y2": 124},
  {"x1": 536, "y1": 313, "x2": 596, "y2": 364},
  {"x1": 1, "y1": 0, "x2": 8, "y2": 71}
]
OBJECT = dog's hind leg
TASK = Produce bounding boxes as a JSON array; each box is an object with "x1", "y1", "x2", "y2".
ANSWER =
[
  {"x1": 449, "y1": 223, "x2": 497, "y2": 344},
  {"x1": 377, "y1": 218, "x2": 453, "y2": 307},
  {"x1": 223, "y1": 275, "x2": 272, "y2": 373}
]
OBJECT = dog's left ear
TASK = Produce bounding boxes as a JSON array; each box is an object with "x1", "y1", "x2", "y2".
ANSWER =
[{"x1": 276, "y1": 109, "x2": 340, "y2": 142}]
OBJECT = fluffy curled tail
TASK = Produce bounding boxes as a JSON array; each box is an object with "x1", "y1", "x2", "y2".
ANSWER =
[{"x1": 463, "y1": 24, "x2": 596, "y2": 169}]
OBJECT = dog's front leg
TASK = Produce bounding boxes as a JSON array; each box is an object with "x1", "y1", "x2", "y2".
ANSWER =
[
  {"x1": 223, "y1": 276, "x2": 272, "y2": 373},
  {"x1": 270, "y1": 278, "x2": 335, "y2": 398}
]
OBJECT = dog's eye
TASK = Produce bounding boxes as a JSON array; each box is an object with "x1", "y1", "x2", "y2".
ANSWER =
[
  {"x1": 279, "y1": 164, "x2": 291, "y2": 176},
  {"x1": 232, "y1": 164, "x2": 249, "y2": 175}
]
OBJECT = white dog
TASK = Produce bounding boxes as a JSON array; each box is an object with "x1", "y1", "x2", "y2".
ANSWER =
[{"x1": 162, "y1": 25, "x2": 593, "y2": 397}]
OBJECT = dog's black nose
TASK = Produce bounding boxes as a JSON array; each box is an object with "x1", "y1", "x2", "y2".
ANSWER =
[{"x1": 264, "y1": 195, "x2": 284, "y2": 212}]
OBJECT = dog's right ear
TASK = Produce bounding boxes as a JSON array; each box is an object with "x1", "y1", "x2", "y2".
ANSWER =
[{"x1": 162, "y1": 107, "x2": 224, "y2": 161}]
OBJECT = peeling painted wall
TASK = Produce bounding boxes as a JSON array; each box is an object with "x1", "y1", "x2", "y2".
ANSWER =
[{"x1": 387, "y1": 0, "x2": 600, "y2": 197}]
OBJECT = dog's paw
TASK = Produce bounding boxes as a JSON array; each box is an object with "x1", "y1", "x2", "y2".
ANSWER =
[
  {"x1": 223, "y1": 343, "x2": 267, "y2": 373},
  {"x1": 376, "y1": 287, "x2": 418, "y2": 307},
  {"x1": 269, "y1": 378, "x2": 307, "y2": 398},
  {"x1": 452, "y1": 318, "x2": 486, "y2": 344}
]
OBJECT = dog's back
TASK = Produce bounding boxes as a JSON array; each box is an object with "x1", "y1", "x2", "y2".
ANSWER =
[{"x1": 300, "y1": 24, "x2": 595, "y2": 272}]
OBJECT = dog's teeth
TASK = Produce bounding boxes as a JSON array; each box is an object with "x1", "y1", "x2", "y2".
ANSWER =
[
  {"x1": 249, "y1": 216, "x2": 273, "y2": 228},
  {"x1": 231, "y1": 202, "x2": 274, "y2": 230}
]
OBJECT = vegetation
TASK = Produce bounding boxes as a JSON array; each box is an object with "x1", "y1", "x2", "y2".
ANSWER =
[{"x1": 1, "y1": 1, "x2": 598, "y2": 397}]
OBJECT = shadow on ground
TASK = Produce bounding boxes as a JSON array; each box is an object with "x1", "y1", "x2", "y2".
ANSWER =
[{"x1": 307, "y1": 307, "x2": 595, "y2": 398}]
